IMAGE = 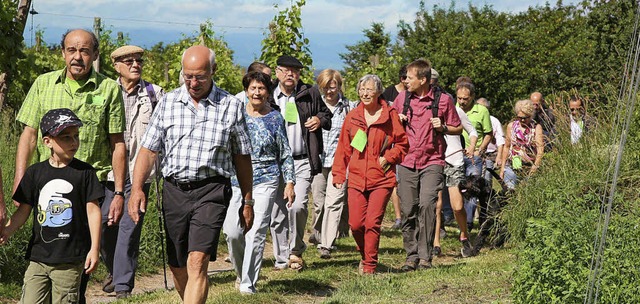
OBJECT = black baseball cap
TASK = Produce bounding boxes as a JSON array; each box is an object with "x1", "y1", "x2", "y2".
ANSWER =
[{"x1": 40, "y1": 108, "x2": 83, "y2": 137}]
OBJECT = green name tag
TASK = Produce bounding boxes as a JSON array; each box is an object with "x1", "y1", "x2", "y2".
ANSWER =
[
  {"x1": 90, "y1": 95, "x2": 105, "y2": 106},
  {"x1": 512, "y1": 156, "x2": 523, "y2": 170},
  {"x1": 350, "y1": 129, "x2": 367, "y2": 152},
  {"x1": 285, "y1": 102, "x2": 298, "y2": 123}
]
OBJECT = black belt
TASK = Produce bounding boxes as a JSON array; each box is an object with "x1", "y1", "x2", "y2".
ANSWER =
[
  {"x1": 293, "y1": 153, "x2": 308, "y2": 160},
  {"x1": 165, "y1": 175, "x2": 228, "y2": 191}
]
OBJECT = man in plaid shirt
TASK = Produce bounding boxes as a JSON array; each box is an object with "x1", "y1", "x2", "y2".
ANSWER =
[{"x1": 128, "y1": 45, "x2": 254, "y2": 303}]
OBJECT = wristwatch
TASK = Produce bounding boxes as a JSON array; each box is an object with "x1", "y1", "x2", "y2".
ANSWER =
[
  {"x1": 114, "y1": 191, "x2": 125, "y2": 197},
  {"x1": 243, "y1": 199, "x2": 255, "y2": 207}
]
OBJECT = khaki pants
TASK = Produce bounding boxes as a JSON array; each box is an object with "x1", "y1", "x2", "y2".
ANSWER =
[{"x1": 21, "y1": 261, "x2": 83, "y2": 304}]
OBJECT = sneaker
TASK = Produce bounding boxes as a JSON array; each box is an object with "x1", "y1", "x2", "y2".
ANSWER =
[
  {"x1": 319, "y1": 247, "x2": 331, "y2": 259},
  {"x1": 433, "y1": 246, "x2": 442, "y2": 257},
  {"x1": 461, "y1": 239, "x2": 475, "y2": 258},
  {"x1": 440, "y1": 228, "x2": 447, "y2": 239},
  {"x1": 116, "y1": 291, "x2": 131, "y2": 299},
  {"x1": 391, "y1": 218, "x2": 402, "y2": 229},
  {"x1": 235, "y1": 277, "x2": 241, "y2": 289},
  {"x1": 224, "y1": 256, "x2": 231, "y2": 263},
  {"x1": 467, "y1": 222, "x2": 474, "y2": 233},
  {"x1": 417, "y1": 259, "x2": 432, "y2": 270},
  {"x1": 102, "y1": 274, "x2": 114, "y2": 293}
]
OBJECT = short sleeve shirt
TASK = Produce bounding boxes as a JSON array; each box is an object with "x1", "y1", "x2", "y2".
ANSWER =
[
  {"x1": 392, "y1": 88, "x2": 461, "y2": 169},
  {"x1": 12, "y1": 159, "x2": 104, "y2": 264},
  {"x1": 16, "y1": 68, "x2": 125, "y2": 181},
  {"x1": 459, "y1": 103, "x2": 493, "y2": 149},
  {"x1": 141, "y1": 83, "x2": 252, "y2": 181}
]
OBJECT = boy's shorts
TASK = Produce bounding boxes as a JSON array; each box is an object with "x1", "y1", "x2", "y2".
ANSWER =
[
  {"x1": 444, "y1": 163, "x2": 466, "y2": 188},
  {"x1": 21, "y1": 261, "x2": 83, "y2": 304}
]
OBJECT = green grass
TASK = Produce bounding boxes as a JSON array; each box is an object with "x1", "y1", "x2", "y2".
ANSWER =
[{"x1": 123, "y1": 206, "x2": 515, "y2": 304}]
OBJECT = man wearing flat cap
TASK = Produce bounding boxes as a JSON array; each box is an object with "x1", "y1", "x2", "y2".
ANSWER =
[
  {"x1": 99, "y1": 45, "x2": 165, "y2": 299},
  {"x1": 14, "y1": 28, "x2": 127, "y2": 303},
  {"x1": 269, "y1": 55, "x2": 332, "y2": 270}
]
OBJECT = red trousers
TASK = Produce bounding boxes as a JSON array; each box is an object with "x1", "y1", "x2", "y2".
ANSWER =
[{"x1": 348, "y1": 187, "x2": 392, "y2": 273}]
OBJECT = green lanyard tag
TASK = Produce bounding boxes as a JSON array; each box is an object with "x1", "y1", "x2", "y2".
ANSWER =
[
  {"x1": 285, "y1": 102, "x2": 298, "y2": 123},
  {"x1": 351, "y1": 129, "x2": 367, "y2": 152},
  {"x1": 512, "y1": 156, "x2": 523, "y2": 170}
]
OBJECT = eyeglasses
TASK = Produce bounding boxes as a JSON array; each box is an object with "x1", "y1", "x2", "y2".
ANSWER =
[
  {"x1": 323, "y1": 86, "x2": 339, "y2": 93},
  {"x1": 181, "y1": 72, "x2": 210, "y2": 83},
  {"x1": 276, "y1": 67, "x2": 300, "y2": 75},
  {"x1": 570, "y1": 108, "x2": 581, "y2": 112},
  {"x1": 358, "y1": 88, "x2": 377, "y2": 94},
  {"x1": 119, "y1": 58, "x2": 144, "y2": 66}
]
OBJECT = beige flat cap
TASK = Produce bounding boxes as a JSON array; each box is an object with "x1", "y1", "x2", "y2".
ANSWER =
[{"x1": 110, "y1": 45, "x2": 144, "y2": 62}]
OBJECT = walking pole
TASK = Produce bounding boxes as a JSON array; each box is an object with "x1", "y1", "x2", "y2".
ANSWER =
[{"x1": 153, "y1": 159, "x2": 169, "y2": 290}]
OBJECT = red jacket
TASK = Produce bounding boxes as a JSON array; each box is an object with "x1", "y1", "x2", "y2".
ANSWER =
[{"x1": 332, "y1": 99, "x2": 409, "y2": 191}]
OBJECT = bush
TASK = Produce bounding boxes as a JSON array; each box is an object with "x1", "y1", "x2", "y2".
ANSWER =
[{"x1": 503, "y1": 92, "x2": 640, "y2": 303}]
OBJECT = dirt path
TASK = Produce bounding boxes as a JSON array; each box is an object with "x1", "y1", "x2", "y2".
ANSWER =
[{"x1": 86, "y1": 241, "x2": 278, "y2": 303}]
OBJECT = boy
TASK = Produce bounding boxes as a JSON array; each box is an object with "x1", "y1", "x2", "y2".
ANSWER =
[{"x1": 0, "y1": 108, "x2": 104, "y2": 303}]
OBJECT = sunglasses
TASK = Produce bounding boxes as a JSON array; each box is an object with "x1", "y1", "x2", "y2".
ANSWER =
[
  {"x1": 517, "y1": 115, "x2": 530, "y2": 120},
  {"x1": 119, "y1": 58, "x2": 144, "y2": 66}
]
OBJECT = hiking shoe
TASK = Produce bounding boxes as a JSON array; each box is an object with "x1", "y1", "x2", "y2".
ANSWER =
[
  {"x1": 400, "y1": 261, "x2": 417, "y2": 272},
  {"x1": 319, "y1": 247, "x2": 331, "y2": 259},
  {"x1": 391, "y1": 218, "x2": 402, "y2": 229},
  {"x1": 308, "y1": 231, "x2": 320, "y2": 245},
  {"x1": 417, "y1": 260, "x2": 432, "y2": 270},
  {"x1": 461, "y1": 239, "x2": 475, "y2": 258},
  {"x1": 433, "y1": 246, "x2": 442, "y2": 257},
  {"x1": 116, "y1": 291, "x2": 131, "y2": 299},
  {"x1": 102, "y1": 274, "x2": 114, "y2": 293}
]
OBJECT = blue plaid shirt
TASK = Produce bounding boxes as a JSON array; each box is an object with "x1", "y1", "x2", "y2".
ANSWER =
[
  {"x1": 321, "y1": 96, "x2": 357, "y2": 168},
  {"x1": 141, "y1": 83, "x2": 252, "y2": 182}
]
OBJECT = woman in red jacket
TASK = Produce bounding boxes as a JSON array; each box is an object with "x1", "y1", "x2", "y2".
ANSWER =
[{"x1": 332, "y1": 74, "x2": 409, "y2": 274}]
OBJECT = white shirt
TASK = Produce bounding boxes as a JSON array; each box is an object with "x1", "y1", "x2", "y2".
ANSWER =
[
  {"x1": 486, "y1": 115, "x2": 505, "y2": 153},
  {"x1": 274, "y1": 85, "x2": 307, "y2": 156},
  {"x1": 445, "y1": 107, "x2": 477, "y2": 167}
]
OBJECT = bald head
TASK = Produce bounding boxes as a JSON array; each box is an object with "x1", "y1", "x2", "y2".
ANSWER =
[
  {"x1": 181, "y1": 45, "x2": 217, "y2": 101},
  {"x1": 182, "y1": 45, "x2": 216, "y2": 74},
  {"x1": 530, "y1": 91, "x2": 544, "y2": 112}
]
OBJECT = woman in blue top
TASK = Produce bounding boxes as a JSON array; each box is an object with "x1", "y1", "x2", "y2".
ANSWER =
[{"x1": 223, "y1": 71, "x2": 295, "y2": 295}]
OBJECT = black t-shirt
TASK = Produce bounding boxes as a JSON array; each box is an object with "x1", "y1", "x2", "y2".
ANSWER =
[
  {"x1": 12, "y1": 158, "x2": 104, "y2": 264},
  {"x1": 382, "y1": 85, "x2": 400, "y2": 105}
]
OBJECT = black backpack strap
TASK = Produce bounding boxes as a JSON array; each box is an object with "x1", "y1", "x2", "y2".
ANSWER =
[
  {"x1": 431, "y1": 86, "x2": 443, "y2": 145},
  {"x1": 402, "y1": 90, "x2": 413, "y2": 119}
]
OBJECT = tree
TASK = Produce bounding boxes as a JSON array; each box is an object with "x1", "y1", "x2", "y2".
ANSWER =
[
  {"x1": 340, "y1": 22, "x2": 400, "y2": 100},
  {"x1": 260, "y1": 0, "x2": 314, "y2": 83},
  {"x1": 0, "y1": 0, "x2": 30, "y2": 109}
]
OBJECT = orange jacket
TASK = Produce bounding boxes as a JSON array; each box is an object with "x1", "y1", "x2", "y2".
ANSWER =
[{"x1": 332, "y1": 99, "x2": 409, "y2": 191}]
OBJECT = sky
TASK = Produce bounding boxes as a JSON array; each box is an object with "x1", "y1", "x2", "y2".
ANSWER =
[{"x1": 23, "y1": 0, "x2": 572, "y2": 70}]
